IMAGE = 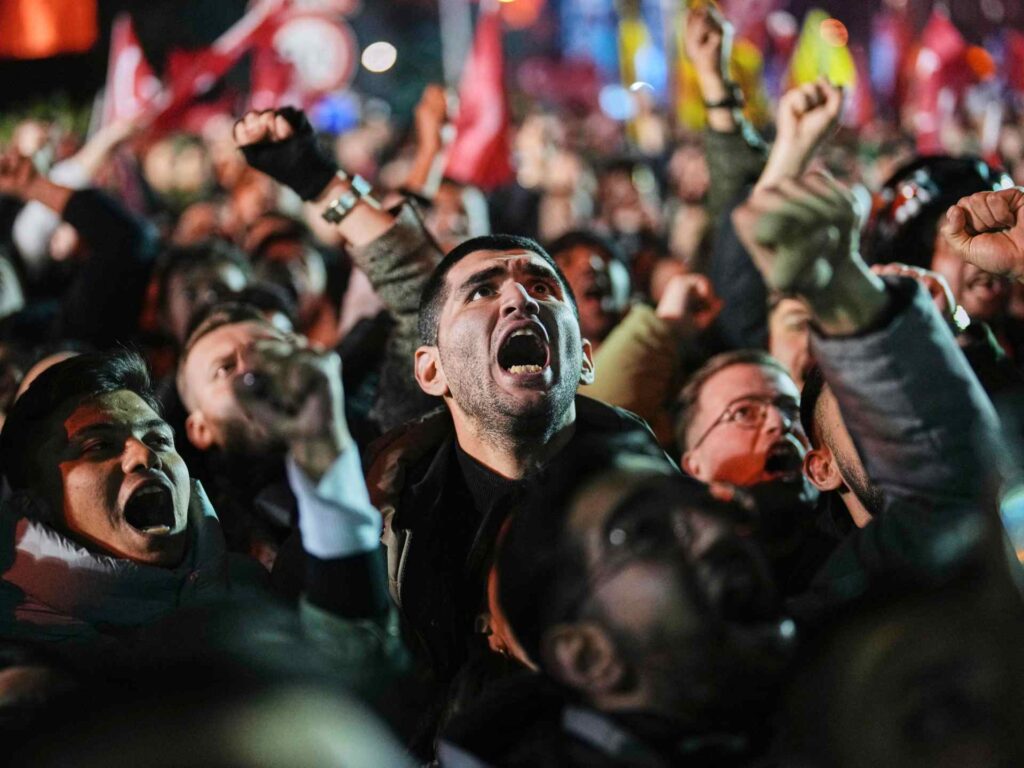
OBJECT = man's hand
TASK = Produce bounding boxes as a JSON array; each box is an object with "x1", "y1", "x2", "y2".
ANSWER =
[
  {"x1": 656, "y1": 273, "x2": 723, "y2": 337},
  {"x1": 684, "y1": 6, "x2": 732, "y2": 86},
  {"x1": 757, "y1": 78, "x2": 844, "y2": 191},
  {"x1": 941, "y1": 187, "x2": 1024, "y2": 280},
  {"x1": 733, "y1": 172, "x2": 888, "y2": 335},
  {"x1": 0, "y1": 150, "x2": 38, "y2": 200},
  {"x1": 233, "y1": 339, "x2": 352, "y2": 483},
  {"x1": 414, "y1": 84, "x2": 448, "y2": 150},
  {"x1": 233, "y1": 107, "x2": 338, "y2": 201},
  {"x1": 684, "y1": 6, "x2": 739, "y2": 132},
  {"x1": 871, "y1": 262, "x2": 958, "y2": 325}
]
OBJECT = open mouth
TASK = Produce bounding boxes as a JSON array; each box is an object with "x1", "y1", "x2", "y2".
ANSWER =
[
  {"x1": 124, "y1": 483, "x2": 177, "y2": 535},
  {"x1": 497, "y1": 327, "x2": 549, "y2": 375},
  {"x1": 763, "y1": 441, "x2": 804, "y2": 478}
]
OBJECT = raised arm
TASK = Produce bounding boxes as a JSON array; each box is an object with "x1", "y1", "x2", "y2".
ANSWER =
[
  {"x1": 234, "y1": 107, "x2": 444, "y2": 429},
  {"x1": 734, "y1": 173, "x2": 1001, "y2": 580},
  {"x1": 233, "y1": 339, "x2": 404, "y2": 673},
  {"x1": 0, "y1": 150, "x2": 157, "y2": 346}
]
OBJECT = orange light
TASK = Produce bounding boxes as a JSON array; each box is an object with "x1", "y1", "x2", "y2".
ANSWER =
[
  {"x1": 819, "y1": 18, "x2": 849, "y2": 48},
  {"x1": 965, "y1": 45, "x2": 997, "y2": 80},
  {"x1": 500, "y1": 0, "x2": 544, "y2": 29}
]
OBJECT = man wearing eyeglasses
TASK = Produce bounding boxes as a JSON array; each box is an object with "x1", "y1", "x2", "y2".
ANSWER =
[{"x1": 679, "y1": 349, "x2": 805, "y2": 488}]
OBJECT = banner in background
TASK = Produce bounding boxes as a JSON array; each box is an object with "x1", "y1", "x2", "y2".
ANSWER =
[{"x1": 444, "y1": 3, "x2": 515, "y2": 190}]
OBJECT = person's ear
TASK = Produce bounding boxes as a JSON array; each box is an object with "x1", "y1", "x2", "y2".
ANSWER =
[
  {"x1": 803, "y1": 445, "x2": 843, "y2": 492},
  {"x1": 579, "y1": 338, "x2": 595, "y2": 386},
  {"x1": 414, "y1": 346, "x2": 449, "y2": 397},
  {"x1": 185, "y1": 412, "x2": 215, "y2": 451},
  {"x1": 541, "y1": 622, "x2": 625, "y2": 696}
]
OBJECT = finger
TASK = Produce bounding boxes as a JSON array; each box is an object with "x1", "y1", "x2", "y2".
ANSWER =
[
  {"x1": 956, "y1": 196, "x2": 992, "y2": 235},
  {"x1": 273, "y1": 113, "x2": 295, "y2": 141},
  {"x1": 823, "y1": 81, "x2": 845, "y2": 118},
  {"x1": 966, "y1": 193, "x2": 1003, "y2": 231},
  {"x1": 988, "y1": 190, "x2": 1016, "y2": 228},
  {"x1": 941, "y1": 205, "x2": 971, "y2": 252}
]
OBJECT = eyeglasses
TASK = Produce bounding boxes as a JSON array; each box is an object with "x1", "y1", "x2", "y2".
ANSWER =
[
  {"x1": 556, "y1": 483, "x2": 700, "y2": 622},
  {"x1": 554, "y1": 479, "x2": 773, "y2": 624},
  {"x1": 688, "y1": 395, "x2": 801, "y2": 452}
]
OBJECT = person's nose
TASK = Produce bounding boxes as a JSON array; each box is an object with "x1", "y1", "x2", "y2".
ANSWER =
[
  {"x1": 500, "y1": 281, "x2": 540, "y2": 318},
  {"x1": 762, "y1": 403, "x2": 795, "y2": 435},
  {"x1": 122, "y1": 436, "x2": 160, "y2": 474}
]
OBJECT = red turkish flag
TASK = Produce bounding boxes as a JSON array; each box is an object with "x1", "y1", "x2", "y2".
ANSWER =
[
  {"x1": 1007, "y1": 30, "x2": 1024, "y2": 95},
  {"x1": 911, "y1": 9, "x2": 968, "y2": 154},
  {"x1": 100, "y1": 14, "x2": 162, "y2": 126},
  {"x1": 444, "y1": 5, "x2": 515, "y2": 191}
]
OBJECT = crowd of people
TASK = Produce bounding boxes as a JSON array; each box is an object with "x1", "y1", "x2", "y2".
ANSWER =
[{"x1": 1, "y1": 5, "x2": 1024, "y2": 765}]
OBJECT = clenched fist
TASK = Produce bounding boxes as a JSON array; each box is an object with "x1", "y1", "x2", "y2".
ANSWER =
[{"x1": 941, "y1": 187, "x2": 1024, "y2": 280}]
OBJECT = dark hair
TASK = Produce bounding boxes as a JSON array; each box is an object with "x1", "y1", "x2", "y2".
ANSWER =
[
  {"x1": 799, "y1": 364, "x2": 827, "y2": 447},
  {"x1": 417, "y1": 234, "x2": 578, "y2": 345},
  {"x1": 1, "y1": 349, "x2": 160, "y2": 492},
  {"x1": 546, "y1": 229, "x2": 625, "y2": 265},
  {"x1": 154, "y1": 240, "x2": 251, "y2": 312},
  {"x1": 243, "y1": 213, "x2": 314, "y2": 265},
  {"x1": 676, "y1": 349, "x2": 793, "y2": 450},
  {"x1": 180, "y1": 301, "x2": 271, "y2": 360},
  {"x1": 230, "y1": 283, "x2": 298, "y2": 330},
  {"x1": 865, "y1": 155, "x2": 1012, "y2": 268}
]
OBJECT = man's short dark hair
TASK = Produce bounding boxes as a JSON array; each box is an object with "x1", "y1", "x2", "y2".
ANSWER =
[
  {"x1": 154, "y1": 240, "x2": 252, "y2": 313},
  {"x1": 676, "y1": 349, "x2": 793, "y2": 450},
  {"x1": 1, "y1": 349, "x2": 160, "y2": 493},
  {"x1": 417, "y1": 234, "x2": 578, "y2": 345},
  {"x1": 546, "y1": 230, "x2": 625, "y2": 265}
]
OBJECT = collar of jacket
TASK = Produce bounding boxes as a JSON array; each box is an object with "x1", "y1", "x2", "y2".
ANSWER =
[
  {"x1": 366, "y1": 396, "x2": 672, "y2": 529},
  {"x1": 0, "y1": 480, "x2": 227, "y2": 643}
]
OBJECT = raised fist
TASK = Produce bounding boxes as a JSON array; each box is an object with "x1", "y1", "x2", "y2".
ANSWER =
[
  {"x1": 656, "y1": 273, "x2": 723, "y2": 337},
  {"x1": 941, "y1": 187, "x2": 1024, "y2": 280},
  {"x1": 233, "y1": 338, "x2": 351, "y2": 480},
  {"x1": 684, "y1": 6, "x2": 733, "y2": 81},
  {"x1": 233, "y1": 107, "x2": 338, "y2": 201},
  {"x1": 775, "y1": 78, "x2": 844, "y2": 164},
  {"x1": 733, "y1": 173, "x2": 860, "y2": 295},
  {"x1": 414, "y1": 84, "x2": 448, "y2": 147}
]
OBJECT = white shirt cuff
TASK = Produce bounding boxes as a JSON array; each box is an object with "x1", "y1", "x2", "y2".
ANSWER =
[{"x1": 286, "y1": 448, "x2": 382, "y2": 559}]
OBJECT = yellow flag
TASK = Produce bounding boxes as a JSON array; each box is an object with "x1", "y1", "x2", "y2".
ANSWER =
[{"x1": 788, "y1": 9, "x2": 856, "y2": 88}]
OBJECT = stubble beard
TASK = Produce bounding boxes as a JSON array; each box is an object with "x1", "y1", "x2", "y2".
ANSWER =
[{"x1": 440, "y1": 342, "x2": 580, "y2": 453}]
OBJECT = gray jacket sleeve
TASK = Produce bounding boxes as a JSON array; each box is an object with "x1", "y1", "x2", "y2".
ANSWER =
[
  {"x1": 348, "y1": 202, "x2": 444, "y2": 431},
  {"x1": 807, "y1": 278, "x2": 1002, "y2": 595}
]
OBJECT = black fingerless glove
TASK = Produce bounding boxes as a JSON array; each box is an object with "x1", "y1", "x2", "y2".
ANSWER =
[{"x1": 240, "y1": 107, "x2": 338, "y2": 201}]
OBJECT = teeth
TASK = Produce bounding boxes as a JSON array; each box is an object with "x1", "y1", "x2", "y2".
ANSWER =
[
  {"x1": 140, "y1": 525, "x2": 172, "y2": 535},
  {"x1": 135, "y1": 486, "x2": 164, "y2": 497},
  {"x1": 508, "y1": 364, "x2": 543, "y2": 374}
]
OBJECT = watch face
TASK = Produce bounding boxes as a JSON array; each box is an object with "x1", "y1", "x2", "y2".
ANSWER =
[{"x1": 322, "y1": 191, "x2": 359, "y2": 224}]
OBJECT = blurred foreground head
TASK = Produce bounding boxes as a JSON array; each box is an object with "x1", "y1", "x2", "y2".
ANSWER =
[{"x1": 497, "y1": 444, "x2": 793, "y2": 727}]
